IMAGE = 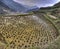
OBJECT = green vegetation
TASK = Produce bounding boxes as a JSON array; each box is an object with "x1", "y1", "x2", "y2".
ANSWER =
[
  {"x1": 0, "y1": 2, "x2": 60, "y2": 49},
  {"x1": 32, "y1": 2, "x2": 60, "y2": 49}
]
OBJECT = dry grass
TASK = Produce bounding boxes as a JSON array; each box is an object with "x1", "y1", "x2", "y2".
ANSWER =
[{"x1": 0, "y1": 14, "x2": 59, "y2": 49}]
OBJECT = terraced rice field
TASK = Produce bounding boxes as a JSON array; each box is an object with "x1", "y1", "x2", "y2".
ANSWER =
[{"x1": 0, "y1": 14, "x2": 59, "y2": 49}]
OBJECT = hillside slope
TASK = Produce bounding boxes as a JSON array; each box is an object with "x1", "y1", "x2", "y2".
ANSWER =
[
  {"x1": 0, "y1": 1, "x2": 60, "y2": 49},
  {"x1": 33, "y1": 2, "x2": 60, "y2": 49},
  {"x1": 0, "y1": 0, "x2": 28, "y2": 14},
  {"x1": 0, "y1": 0, "x2": 39, "y2": 14}
]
